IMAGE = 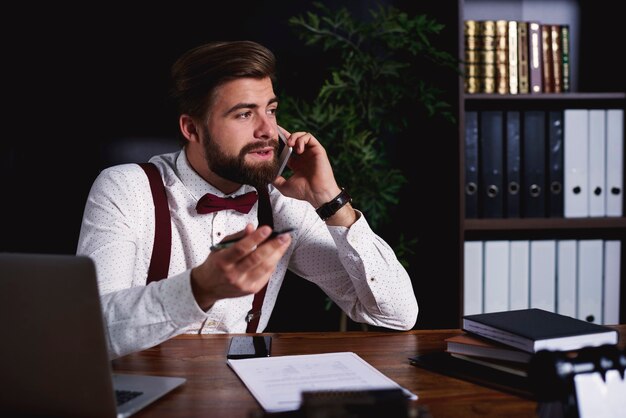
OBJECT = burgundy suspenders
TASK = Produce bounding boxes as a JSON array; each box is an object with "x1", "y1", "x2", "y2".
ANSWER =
[
  {"x1": 138, "y1": 163, "x2": 172, "y2": 283},
  {"x1": 138, "y1": 162, "x2": 272, "y2": 333}
]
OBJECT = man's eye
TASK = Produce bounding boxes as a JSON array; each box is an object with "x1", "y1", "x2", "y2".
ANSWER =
[{"x1": 237, "y1": 111, "x2": 252, "y2": 119}]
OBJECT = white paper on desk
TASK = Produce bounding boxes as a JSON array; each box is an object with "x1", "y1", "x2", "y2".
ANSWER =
[
  {"x1": 227, "y1": 351, "x2": 417, "y2": 413},
  {"x1": 574, "y1": 370, "x2": 626, "y2": 418}
]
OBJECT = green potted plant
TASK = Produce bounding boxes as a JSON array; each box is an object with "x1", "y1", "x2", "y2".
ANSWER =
[
  {"x1": 277, "y1": 2, "x2": 459, "y2": 330},
  {"x1": 280, "y1": 2, "x2": 458, "y2": 257}
]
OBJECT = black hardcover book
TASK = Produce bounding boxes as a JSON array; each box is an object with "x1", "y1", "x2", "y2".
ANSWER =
[
  {"x1": 547, "y1": 110, "x2": 564, "y2": 217},
  {"x1": 479, "y1": 111, "x2": 504, "y2": 218},
  {"x1": 409, "y1": 351, "x2": 533, "y2": 399},
  {"x1": 505, "y1": 111, "x2": 521, "y2": 217},
  {"x1": 465, "y1": 111, "x2": 479, "y2": 218},
  {"x1": 463, "y1": 308, "x2": 619, "y2": 353},
  {"x1": 522, "y1": 111, "x2": 546, "y2": 217}
]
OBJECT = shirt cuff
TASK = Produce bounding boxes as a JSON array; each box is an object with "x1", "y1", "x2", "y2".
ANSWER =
[
  {"x1": 327, "y1": 209, "x2": 368, "y2": 241},
  {"x1": 159, "y1": 269, "x2": 209, "y2": 326}
]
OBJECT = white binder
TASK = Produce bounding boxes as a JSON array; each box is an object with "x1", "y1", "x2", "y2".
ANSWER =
[
  {"x1": 605, "y1": 109, "x2": 624, "y2": 216},
  {"x1": 577, "y1": 240, "x2": 603, "y2": 324},
  {"x1": 530, "y1": 240, "x2": 556, "y2": 312},
  {"x1": 587, "y1": 109, "x2": 606, "y2": 217},
  {"x1": 603, "y1": 240, "x2": 621, "y2": 325},
  {"x1": 463, "y1": 241, "x2": 483, "y2": 316},
  {"x1": 509, "y1": 240, "x2": 530, "y2": 310},
  {"x1": 556, "y1": 240, "x2": 577, "y2": 318},
  {"x1": 564, "y1": 109, "x2": 589, "y2": 218},
  {"x1": 484, "y1": 241, "x2": 509, "y2": 313}
]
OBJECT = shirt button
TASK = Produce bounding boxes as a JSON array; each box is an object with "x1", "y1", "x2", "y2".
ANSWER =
[
  {"x1": 217, "y1": 232, "x2": 222, "y2": 237},
  {"x1": 369, "y1": 277, "x2": 375, "y2": 282}
]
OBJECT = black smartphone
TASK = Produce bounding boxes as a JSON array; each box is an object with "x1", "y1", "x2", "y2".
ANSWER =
[
  {"x1": 210, "y1": 228, "x2": 294, "y2": 251},
  {"x1": 227, "y1": 336, "x2": 272, "y2": 359},
  {"x1": 276, "y1": 130, "x2": 292, "y2": 178}
]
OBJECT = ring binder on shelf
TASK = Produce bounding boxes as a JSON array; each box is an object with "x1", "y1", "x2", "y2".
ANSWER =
[{"x1": 529, "y1": 344, "x2": 626, "y2": 418}]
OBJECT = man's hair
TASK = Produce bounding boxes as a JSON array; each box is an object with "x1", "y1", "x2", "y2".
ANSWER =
[{"x1": 170, "y1": 40, "x2": 276, "y2": 119}]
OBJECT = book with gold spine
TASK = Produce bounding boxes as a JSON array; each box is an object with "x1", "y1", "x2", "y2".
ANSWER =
[
  {"x1": 550, "y1": 24, "x2": 562, "y2": 93},
  {"x1": 517, "y1": 21, "x2": 529, "y2": 94},
  {"x1": 479, "y1": 20, "x2": 496, "y2": 94},
  {"x1": 541, "y1": 24, "x2": 553, "y2": 93},
  {"x1": 464, "y1": 20, "x2": 480, "y2": 94},
  {"x1": 495, "y1": 20, "x2": 509, "y2": 94}
]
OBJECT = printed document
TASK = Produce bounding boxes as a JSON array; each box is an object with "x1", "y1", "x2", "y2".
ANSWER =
[{"x1": 227, "y1": 351, "x2": 417, "y2": 413}]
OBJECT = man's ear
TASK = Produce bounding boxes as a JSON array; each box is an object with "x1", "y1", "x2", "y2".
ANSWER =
[{"x1": 179, "y1": 114, "x2": 200, "y2": 143}]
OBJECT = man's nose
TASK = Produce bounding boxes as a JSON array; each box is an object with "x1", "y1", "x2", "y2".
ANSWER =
[{"x1": 255, "y1": 115, "x2": 276, "y2": 140}]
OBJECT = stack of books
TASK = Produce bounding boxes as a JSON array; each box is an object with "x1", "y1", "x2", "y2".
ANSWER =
[
  {"x1": 447, "y1": 308, "x2": 619, "y2": 377},
  {"x1": 411, "y1": 308, "x2": 619, "y2": 398},
  {"x1": 445, "y1": 333, "x2": 531, "y2": 377}
]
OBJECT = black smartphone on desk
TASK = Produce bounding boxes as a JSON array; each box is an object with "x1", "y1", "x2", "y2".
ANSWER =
[{"x1": 227, "y1": 336, "x2": 272, "y2": 359}]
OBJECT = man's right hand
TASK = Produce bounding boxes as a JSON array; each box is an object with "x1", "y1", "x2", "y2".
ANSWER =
[{"x1": 189, "y1": 224, "x2": 291, "y2": 311}]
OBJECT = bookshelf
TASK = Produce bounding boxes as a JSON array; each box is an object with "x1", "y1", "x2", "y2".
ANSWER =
[{"x1": 458, "y1": 0, "x2": 626, "y2": 324}]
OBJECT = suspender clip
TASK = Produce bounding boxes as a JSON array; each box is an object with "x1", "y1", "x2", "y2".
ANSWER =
[{"x1": 246, "y1": 310, "x2": 261, "y2": 323}]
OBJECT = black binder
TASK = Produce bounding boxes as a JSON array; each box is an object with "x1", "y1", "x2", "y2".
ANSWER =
[
  {"x1": 506, "y1": 111, "x2": 522, "y2": 218},
  {"x1": 522, "y1": 110, "x2": 546, "y2": 217},
  {"x1": 547, "y1": 110, "x2": 564, "y2": 217},
  {"x1": 465, "y1": 111, "x2": 479, "y2": 218},
  {"x1": 479, "y1": 111, "x2": 505, "y2": 218}
]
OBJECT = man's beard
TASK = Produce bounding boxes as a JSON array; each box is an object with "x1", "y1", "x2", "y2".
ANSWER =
[{"x1": 201, "y1": 126, "x2": 279, "y2": 189}]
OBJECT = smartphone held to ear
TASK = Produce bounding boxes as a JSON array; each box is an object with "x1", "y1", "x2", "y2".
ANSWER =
[
  {"x1": 276, "y1": 130, "x2": 292, "y2": 178},
  {"x1": 227, "y1": 336, "x2": 272, "y2": 359}
]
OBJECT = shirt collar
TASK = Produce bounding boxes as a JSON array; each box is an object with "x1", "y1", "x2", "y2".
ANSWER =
[{"x1": 175, "y1": 149, "x2": 256, "y2": 200}]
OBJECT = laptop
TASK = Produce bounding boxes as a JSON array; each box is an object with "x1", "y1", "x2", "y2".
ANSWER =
[{"x1": 0, "y1": 253, "x2": 186, "y2": 417}]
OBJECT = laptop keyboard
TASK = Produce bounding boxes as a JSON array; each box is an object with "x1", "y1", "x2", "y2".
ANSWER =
[{"x1": 115, "y1": 389, "x2": 143, "y2": 406}]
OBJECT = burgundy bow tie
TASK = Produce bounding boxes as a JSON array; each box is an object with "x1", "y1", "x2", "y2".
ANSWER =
[{"x1": 196, "y1": 191, "x2": 258, "y2": 215}]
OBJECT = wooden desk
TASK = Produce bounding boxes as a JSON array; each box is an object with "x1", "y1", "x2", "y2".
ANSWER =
[{"x1": 112, "y1": 326, "x2": 626, "y2": 418}]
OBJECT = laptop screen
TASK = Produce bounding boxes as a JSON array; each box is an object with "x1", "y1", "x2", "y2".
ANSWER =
[{"x1": 0, "y1": 253, "x2": 184, "y2": 417}]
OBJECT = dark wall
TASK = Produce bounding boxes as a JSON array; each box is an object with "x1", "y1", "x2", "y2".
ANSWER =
[
  {"x1": 578, "y1": 0, "x2": 626, "y2": 93},
  {"x1": 2, "y1": 1, "x2": 461, "y2": 330},
  {"x1": 2, "y1": 1, "x2": 387, "y2": 252}
]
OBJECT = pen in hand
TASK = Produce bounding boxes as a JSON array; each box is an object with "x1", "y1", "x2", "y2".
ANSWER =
[{"x1": 210, "y1": 228, "x2": 294, "y2": 252}]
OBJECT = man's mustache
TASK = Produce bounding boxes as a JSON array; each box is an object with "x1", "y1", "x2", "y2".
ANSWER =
[{"x1": 240, "y1": 140, "x2": 278, "y2": 154}]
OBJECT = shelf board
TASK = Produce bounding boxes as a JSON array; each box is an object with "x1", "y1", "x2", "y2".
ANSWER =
[
  {"x1": 464, "y1": 217, "x2": 626, "y2": 240},
  {"x1": 465, "y1": 92, "x2": 625, "y2": 101},
  {"x1": 464, "y1": 92, "x2": 626, "y2": 110},
  {"x1": 465, "y1": 217, "x2": 626, "y2": 231}
]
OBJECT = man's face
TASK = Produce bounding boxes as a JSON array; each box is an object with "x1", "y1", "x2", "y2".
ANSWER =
[{"x1": 201, "y1": 77, "x2": 280, "y2": 189}]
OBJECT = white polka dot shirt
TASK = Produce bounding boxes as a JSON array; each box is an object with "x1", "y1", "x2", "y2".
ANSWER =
[{"x1": 77, "y1": 150, "x2": 418, "y2": 359}]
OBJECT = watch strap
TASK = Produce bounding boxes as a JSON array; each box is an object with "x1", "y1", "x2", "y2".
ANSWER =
[{"x1": 316, "y1": 188, "x2": 352, "y2": 221}]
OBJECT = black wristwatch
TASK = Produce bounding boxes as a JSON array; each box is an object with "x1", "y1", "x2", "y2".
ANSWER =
[{"x1": 316, "y1": 188, "x2": 352, "y2": 221}]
